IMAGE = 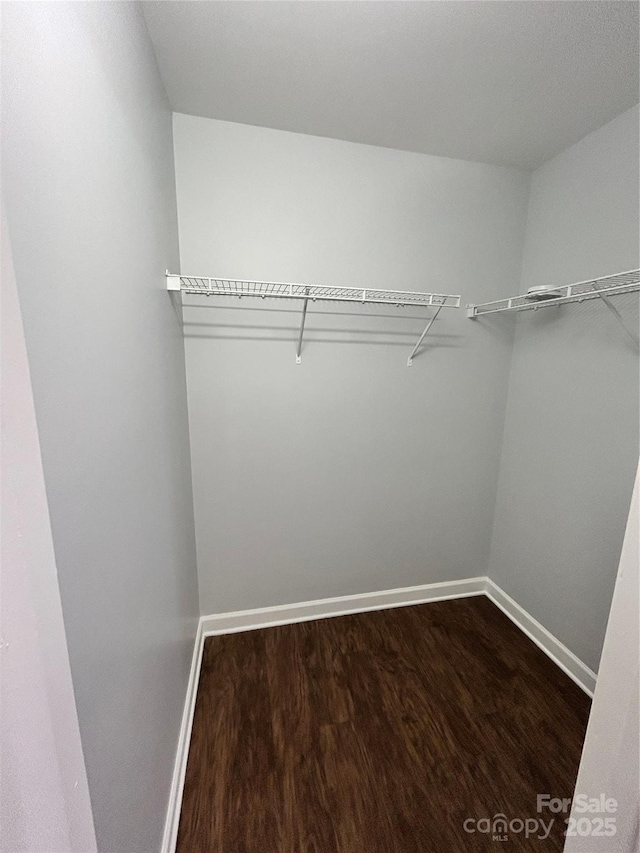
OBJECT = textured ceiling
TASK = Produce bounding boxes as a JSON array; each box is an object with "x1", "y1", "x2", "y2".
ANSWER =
[{"x1": 142, "y1": 1, "x2": 639, "y2": 170}]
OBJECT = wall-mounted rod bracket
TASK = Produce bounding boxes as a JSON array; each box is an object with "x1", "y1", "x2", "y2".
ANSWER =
[
  {"x1": 407, "y1": 305, "x2": 443, "y2": 366},
  {"x1": 296, "y1": 288, "x2": 310, "y2": 363}
]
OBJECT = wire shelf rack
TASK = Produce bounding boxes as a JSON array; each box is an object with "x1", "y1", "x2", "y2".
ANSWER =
[
  {"x1": 167, "y1": 272, "x2": 461, "y2": 365},
  {"x1": 168, "y1": 274, "x2": 461, "y2": 309},
  {"x1": 467, "y1": 269, "x2": 640, "y2": 318}
]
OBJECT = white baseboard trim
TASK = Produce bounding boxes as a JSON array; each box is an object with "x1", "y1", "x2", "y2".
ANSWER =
[
  {"x1": 161, "y1": 617, "x2": 206, "y2": 853},
  {"x1": 200, "y1": 576, "x2": 487, "y2": 636},
  {"x1": 485, "y1": 578, "x2": 597, "y2": 698},
  {"x1": 162, "y1": 575, "x2": 596, "y2": 852}
]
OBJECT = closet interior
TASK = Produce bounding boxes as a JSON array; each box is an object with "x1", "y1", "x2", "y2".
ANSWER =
[{"x1": 2, "y1": 3, "x2": 639, "y2": 853}]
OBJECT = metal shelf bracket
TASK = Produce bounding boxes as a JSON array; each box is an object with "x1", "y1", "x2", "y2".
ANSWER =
[
  {"x1": 592, "y1": 286, "x2": 639, "y2": 347},
  {"x1": 166, "y1": 272, "x2": 181, "y2": 291},
  {"x1": 407, "y1": 305, "x2": 443, "y2": 366},
  {"x1": 296, "y1": 287, "x2": 310, "y2": 363}
]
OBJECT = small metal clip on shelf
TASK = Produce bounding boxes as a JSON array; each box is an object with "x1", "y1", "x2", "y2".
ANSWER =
[
  {"x1": 466, "y1": 269, "x2": 640, "y2": 346},
  {"x1": 167, "y1": 272, "x2": 461, "y2": 365}
]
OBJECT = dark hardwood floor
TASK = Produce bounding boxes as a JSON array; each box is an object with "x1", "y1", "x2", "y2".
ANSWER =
[{"x1": 177, "y1": 596, "x2": 591, "y2": 852}]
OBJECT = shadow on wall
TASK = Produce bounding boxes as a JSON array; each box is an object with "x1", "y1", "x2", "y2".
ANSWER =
[{"x1": 181, "y1": 297, "x2": 462, "y2": 354}]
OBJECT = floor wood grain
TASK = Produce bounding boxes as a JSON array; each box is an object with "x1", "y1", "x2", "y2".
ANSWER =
[{"x1": 177, "y1": 596, "x2": 591, "y2": 852}]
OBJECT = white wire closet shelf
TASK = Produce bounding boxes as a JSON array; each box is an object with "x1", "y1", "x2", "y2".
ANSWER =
[
  {"x1": 467, "y1": 269, "x2": 640, "y2": 316},
  {"x1": 467, "y1": 268, "x2": 640, "y2": 345},
  {"x1": 167, "y1": 273, "x2": 461, "y2": 365}
]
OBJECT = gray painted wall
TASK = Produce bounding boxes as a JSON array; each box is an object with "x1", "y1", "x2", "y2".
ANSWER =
[
  {"x1": 2, "y1": 5, "x2": 199, "y2": 852},
  {"x1": 488, "y1": 106, "x2": 639, "y2": 672},
  {"x1": 564, "y1": 465, "x2": 639, "y2": 853},
  {"x1": 173, "y1": 114, "x2": 530, "y2": 615},
  {"x1": 1, "y1": 205, "x2": 97, "y2": 853}
]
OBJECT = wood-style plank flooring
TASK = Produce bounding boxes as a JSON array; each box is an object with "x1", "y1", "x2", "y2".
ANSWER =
[{"x1": 177, "y1": 596, "x2": 591, "y2": 852}]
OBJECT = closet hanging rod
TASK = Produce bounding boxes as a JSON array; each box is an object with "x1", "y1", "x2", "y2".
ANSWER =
[
  {"x1": 467, "y1": 268, "x2": 640, "y2": 318},
  {"x1": 167, "y1": 273, "x2": 461, "y2": 309}
]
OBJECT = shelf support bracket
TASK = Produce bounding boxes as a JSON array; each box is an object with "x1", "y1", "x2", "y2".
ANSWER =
[
  {"x1": 407, "y1": 305, "x2": 443, "y2": 366},
  {"x1": 592, "y1": 286, "x2": 639, "y2": 347},
  {"x1": 166, "y1": 272, "x2": 181, "y2": 291},
  {"x1": 296, "y1": 288, "x2": 310, "y2": 363}
]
